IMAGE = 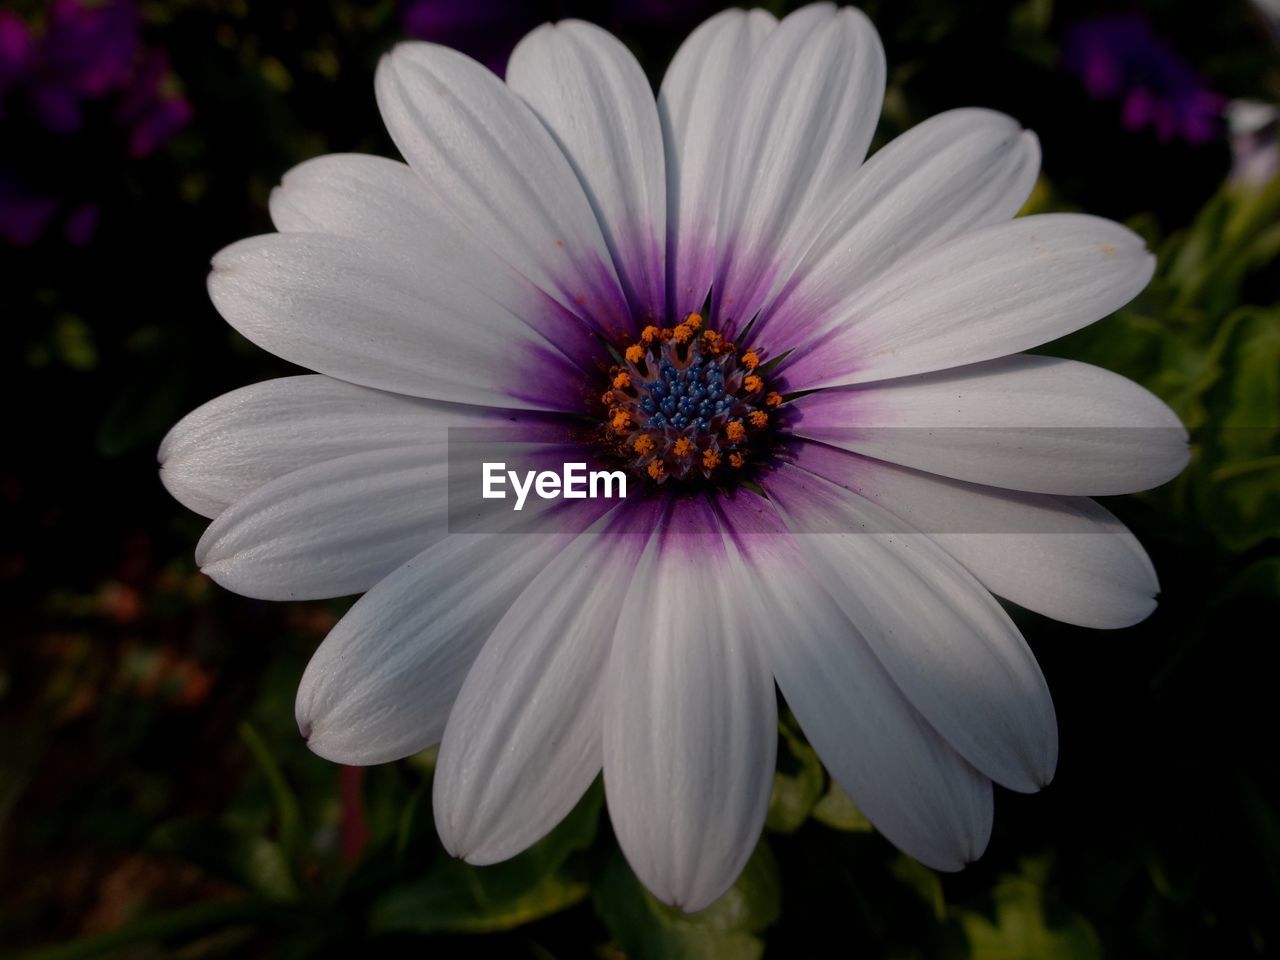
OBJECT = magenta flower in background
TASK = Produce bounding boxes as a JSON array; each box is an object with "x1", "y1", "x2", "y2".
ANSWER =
[
  {"x1": 115, "y1": 48, "x2": 193, "y2": 159},
  {"x1": 0, "y1": 0, "x2": 191, "y2": 246},
  {"x1": 398, "y1": 0, "x2": 719, "y2": 76},
  {"x1": 0, "y1": 170, "x2": 59, "y2": 246},
  {"x1": 0, "y1": 10, "x2": 34, "y2": 104},
  {"x1": 399, "y1": 0, "x2": 541, "y2": 76},
  {"x1": 1062, "y1": 13, "x2": 1226, "y2": 144},
  {"x1": 25, "y1": 0, "x2": 139, "y2": 134}
]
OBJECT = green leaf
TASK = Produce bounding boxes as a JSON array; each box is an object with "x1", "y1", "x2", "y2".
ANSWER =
[
  {"x1": 238, "y1": 721, "x2": 304, "y2": 861},
  {"x1": 811, "y1": 782, "x2": 874, "y2": 833},
  {"x1": 368, "y1": 781, "x2": 602, "y2": 934},
  {"x1": 955, "y1": 861, "x2": 1101, "y2": 960},
  {"x1": 765, "y1": 723, "x2": 825, "y2": 833},
  {"x1": 593, "y1": 842, "x2": 782, "y2": 960},
  {"x1": 10, "y1": 899, "x2": 306, "y2": 960},
  {"x1": 147, "y1": 819, "x2": 298, "y2": 901},
  {"x1": 1191, "y1": 308, "x2": 1280, "y2": 549}
]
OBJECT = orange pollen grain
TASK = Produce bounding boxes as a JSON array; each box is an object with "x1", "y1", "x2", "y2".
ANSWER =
[
  {"x1": 725, "y1": 422, "x2": 747, "y2": 443},
  {"x1": 685, "y1": 313, "x2": 703, "y2": 331},
  {"x1": 600, "y1": 390, "x2": 615, "y2": 406},
  {"x1": 611, "y1": 411, "x2": 632, "y2": 432},
  {"x1": 633, "y1": 435, "x2": 655, "y2": 456},
  {"x1": 764, "y1": 391, "x2": 783, "y2": 408},
  {"x1": 702, "y1": 450, "x2": 721, "y2": 470},
  {"x1": 673, "y1": 324, "x2": 694, "y2": 344},
  {"x1": 641, "y1": 325, "x2": 661, "y2": 344},
  {"x1": 673, "y1": 438, "x2": 694, "y2": 457},
  {"x1": 624, "y1": 344, "x2": 645, "y2": 364},
  {"x1": 744, "y1": 374, "x2": 764, "y2": 393},
  {"x1": 741, "y1": 350, "x2": 761, "y2": 370},
  {"x1": 748, "y1": 410, "x2": 768, "y2": 428},
  {"x1": 729, "y1": 452, "x2": 745, "y2": 469},
  {"x1": 647, "y1": 460, "x2": 666, "y2": 480},
  {"x1": 612, "y1": 372, "x2": 632, "y2": 390}
]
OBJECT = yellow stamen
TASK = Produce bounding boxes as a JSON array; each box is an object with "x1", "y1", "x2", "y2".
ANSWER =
[
  {"x1": 748, "y1": 410, "x2": 768, "y2": 429},
  {"x1": 673, "y1": 323, "x2": 694, "y2": 344},
  {"x1": 611, "y1": 410, "x2": 632, "y2": 433},
  {"x1": 729, "y1": 452, "x2": 745, "y2": 469},
  {"x1": 702, "y1": 449, "x2": 721, "y2": 470},
  {"x1": 764, "y1": 391, "x2": 783, "y2": 408},
  {"x1": 612, "y1": 371, "x2": 632, "y2": 390},
  {"x1": 725, "y1": 421, "x2": 747, "y2": 443},
  {"x1": 741, "y1": 350, "x2": 761, "y2": 371},
  {"x1": 600, "y1": 390, "x2": 615, "y2": 406},
  {"x1": 685, "y1": 313, "x2": 703, "y2": 331},
  {"x1": 744, "y1": 374, "x2": 764, "y2": 393},
  {"x1": 673, "y1": 437, "x2": 694, "y2": 457},
  {"x1": 647, "y1": 460, "x2": 666, "y2": 480},
  {"x1": 633, "y1": 434, "x2": 654, "y2": 456},
  {"x1": 625, "y1": 344, "x2": 645, "y2": 365},
  {"x1": 641, "y1": 325, "x2": 661, "y2": 344}
]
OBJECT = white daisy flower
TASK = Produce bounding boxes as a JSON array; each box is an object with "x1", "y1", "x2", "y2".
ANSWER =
[{"x1": 160, "y1": 3, "x2": 1189, "y2": 912}]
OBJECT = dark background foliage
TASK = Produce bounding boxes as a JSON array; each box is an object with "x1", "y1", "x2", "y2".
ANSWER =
[{"x1": 1, "y1": 0, "x2": 1277, "y2": 957}]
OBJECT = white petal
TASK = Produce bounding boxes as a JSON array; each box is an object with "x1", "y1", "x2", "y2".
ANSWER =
[
  {"x1": 507, "y1": 21, "x2": 666, "y2": 320},
  {"x1": 297, "y1": 530, "x2": 575, "y2": 765},
  {"x1": 713, "y1": 4, "x2": 886, "y2": 330},
  {"x1": 269, "y1": 152, "x2": 454, "y2": 244},
  {"x1": 753, "y1": 108, "x2": 1039, "y2": 347},
  {"x1": 789, "y1": 441, "x2": 1160, "y2": 628},
  {"x1": 195, "y1": 437, "x2": 579, "y2": 601},
  {"x1": 208, "y1": 233, "x2": 591, "y2": 411},
  {"x1": 434, "y1": 504, "x2": 655, "y2": 864},
  {"x1": 159, "y1": 375, "x2": 535, "y2": 519},
  {"x1": 195, "y1": 446, "x2": 448, "y2": 600},
  {"x1": 715, "y1": 497, "x2": 993, "y2": 870},
  {"x1": 604, "y1": 500, "x2": 776, "y2": 912},
  {"x1": 659, "y1": 7, "x2": 776, "y2": 318},
  {"x1": 268, "y1": 154, "x2": 603, "y2": 362},
  {"x1": 781, "y1": 214, "x2": 1156, "y2": 389},
  {"x1": 375, "y1": 42, "x2": 633, "y2": 336},
  {"x1": 790, "y1": 353, "x2": 1190, "y2": 495},
  {"x1": 765, "y1": 465, "x2": 1058, "y2": 793}
]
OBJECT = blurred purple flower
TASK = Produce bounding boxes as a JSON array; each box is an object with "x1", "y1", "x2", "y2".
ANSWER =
[
  {"x1": 0, "y1": 170, "x2": 59, "y2": 246},
  {"x1": 1062, "y1": 14, "x2": 1226, "y2": 145},
  {"x1": 20, "y1": 0, "x2": 139, "y2": 134},
  {"x1": 64, "y1": 200, "x2": 99, "y2": 245},
  {"x1": 399, "y1": 0, "x2": 720, "y2": 76},
  {"x1": 0, "y1": 1, "x2": 191, "y2": 246},
  {"x1": 116, "y1": 49, "x2": 194, "y2": 158},
  {"x1": 399, "y1": 0, "x2": 538, "y2": 76},
  {"x1": 0, "y1": 11, "x2": 34, "y2": 103}
]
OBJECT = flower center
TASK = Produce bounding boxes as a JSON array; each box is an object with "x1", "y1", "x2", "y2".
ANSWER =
[{"x1": 596, "y1": 313, "x2": 782, "y2": 485}]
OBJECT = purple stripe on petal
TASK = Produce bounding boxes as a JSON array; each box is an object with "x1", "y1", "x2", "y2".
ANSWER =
[
  {"x1": 614, "y1": 224, "x2": 667, "y2": 328},
  {"x1": 555, "y1": 250, "x2": 639, "y2": 343}
]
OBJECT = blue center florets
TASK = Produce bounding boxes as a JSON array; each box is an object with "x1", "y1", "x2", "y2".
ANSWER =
[
  {"x1": 598, "y1": 314, "x2": 782, "y2": 484},
  {"x1": 640, "y1": 356, "x2": 728, "y2": 432}
]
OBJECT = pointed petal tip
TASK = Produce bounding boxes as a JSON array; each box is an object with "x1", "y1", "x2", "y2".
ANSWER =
[
  {"x1": 296, "y1": 719, "x2": 372, "y2": 767},
  {"x1": 458, "y1": 845, "x2": 510, "y2": 868}
]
